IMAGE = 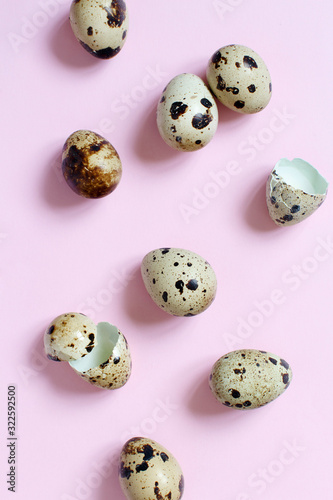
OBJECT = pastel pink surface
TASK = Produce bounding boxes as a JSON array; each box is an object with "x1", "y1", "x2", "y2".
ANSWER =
[{"x1": 1, "y1": 1, "x2": 333, "y2": 499}]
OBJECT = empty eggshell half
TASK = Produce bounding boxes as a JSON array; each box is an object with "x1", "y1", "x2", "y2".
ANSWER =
[
  {"x1": 157, "y1": 73, "x2": 218, "y2": 151},
  {"x1": 69, "y1": 0, "x2": 128, "y2": 59},
  {"x1": 44, "y1": 314, "x2": 131, "y2": 389},
  {"x1": 141, "y1": 247, "x2": 217, "y2": 316},
  {"x1": 119, "y1": 437, "x2": 184, "y2": 500},
  {"x1": 209, "y1": 349, "x2": 292, "y2": 409},
  {"x1": 266, "y1": 158, "x2": 328, "y2": 226}
]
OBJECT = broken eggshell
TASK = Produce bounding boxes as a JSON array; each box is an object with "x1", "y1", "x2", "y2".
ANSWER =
[
  {"x1": 266, "y1": 158, "x2": 328, "y2": 226},
  {"x1": 119, "y1": 437, "x2": 184, "y2": 500},
  {"x1": 44, "y1": 312, "x2": 97, "y2": 362},
  {"x1": 209, "y1": 349, "x2": 293, "y2": 410},
  {"x1": 44, "y1": 313, "x2": 131, "y2": 389},
  {"x1": 141, "y1": 247, "x2": 217, "y2": 316}
]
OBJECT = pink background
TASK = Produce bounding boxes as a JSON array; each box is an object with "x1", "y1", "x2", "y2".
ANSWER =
[{"x1": 1, "y1": 1, "x2": 333, "y2": 498}]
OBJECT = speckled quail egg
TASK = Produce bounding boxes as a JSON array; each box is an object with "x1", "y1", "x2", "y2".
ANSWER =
[
  {"x1": 266, "y1": 158, "x2": 329, "y2": 226},
  {"x1": 119, "y1": 437, "x2": 184, "y2": 500},
  {"x1": 62, "y1": 130, "x2": 122, "y2": 198},
  {"x1": 209, "y1": 349, "x2": 292, "y2": 409},
  {"x1": 44, "y1": 312, "x2": 97, "y2": 361},
  {"x1": 44, "y1": 313, "x2": 131, "y2": 389},
  {"x1": 69, "y1": 0, "x2": 128, "y2": 59},
  {"x1": 157, "y1": 73, "x2": 218, "y2": 151},
  {"x1": 141, "y1": 247, "x2": 217, "y2": 316},
  {"x1": 207, "y1": 44, "x2": 272, "y2": 114}
]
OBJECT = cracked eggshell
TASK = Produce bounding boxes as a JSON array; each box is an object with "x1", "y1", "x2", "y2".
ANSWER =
[
  {"x1": 157, "y1": 73, "x2": 218, "y2": 152},
  {"x1": 69, "y1": 323, "x2": 132, "y2": 389},
  {"x1": 141, "y1": 247, "x2": 217, "y2": 316},
  {"x1": 119, "y1": 437, "x2": 184, "y2": 500},
  {"x1": 266, "y1": 158, "x2": 329, "y2": 226},
  {"x1": 209, "y1": 349, "x2": 292, "y2": 410},
  {"x1": 44, "y1": 316, "x2": 131, "y2": 390},
  {"x1": 44, "y1": 312, "x2": 97, "y2": 362},
  {"x1": 70, "y1": 0, "x2": 128, "y2": 59},
  {"x1": 207, "y1": 44, "x2": 272, "y2": 114},
  {"x1": 62, "y1": 130, "x2": 122, "y2": 199}
]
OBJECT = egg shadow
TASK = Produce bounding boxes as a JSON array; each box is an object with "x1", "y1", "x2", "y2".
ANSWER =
[
  {"x1": 218, "y1": 101, "x2": 252, "y2": 127},
  {"x1": 95, "y1": 450, "x2": 124, "y2": 500},
  {"x1": 134, "y1": 103, "x2": 185, "y2": 166},
  {"x1": 50, "y1": 15, "x2": 101, "y2": 69},
  {"x1": 244, "y1": 175, "x2": 280, "y2": 232},
  {"x1": 30, "y1": 328, "x2": 111, "y2": 397},
  {"x1": 122, "y1": 265, "x2": 178, "y2": 327},
  {"x1": 188, "y1": 370, "x2": 231, "y2": 416},
  {"x1": 42, "y1": 149, "x2": 93, "y2": 210}
]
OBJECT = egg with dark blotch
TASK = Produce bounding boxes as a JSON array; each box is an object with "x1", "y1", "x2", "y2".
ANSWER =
[
  {"x1": 209, "y1": 349, "x2": 292, "y2": 409},
  {"x1": 69, "y1": 0, "x2": 128, "y2": 59},
  {"x1": 119, "y1": 437, "x2": 184, "y2": 500},
  {"x1": 44, "y1": 314, "x2": 132, "y2": 390},
  {"x1": 62, "y1": 130, "x2": 122, "y2": 198},
  {"x1": 141, "y1": 247, "x2": 217, "y2": 316},
  {"x1": 157, "y1": 73, "x2": 218, "y2": 151},
  {"x1": 207, "y1": 44, "x2": 272, "y2": 114}
]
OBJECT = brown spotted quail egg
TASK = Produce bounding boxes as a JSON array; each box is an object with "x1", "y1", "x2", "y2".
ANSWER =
[
  {"x1": 62, "y1": 130, "x2": 122, "y2": 198},
  {"x1": 157, "y1": 73, "x2": 218, "y2": 151},
  {"x1": 209, "y1": 349, "x2": 292, "y2": 409},
  {"x1": 70, "y1": 0, "x2": 128, "y2": 59},
  {"x1": 44, "y1": 313, "x2": 131, "y2": 389},
  {"x1": 141, "y1": 247, "x2": 217, "y2": 316},
  {"x1": 119, "y1": 437, "x2": 184, "y2": 500},
  {"x1": 207, "y1": 44, "x2": 272, "y2": 114},
  {"x1": 266, "y1": 158, "x2": 329, "y2": 226}
]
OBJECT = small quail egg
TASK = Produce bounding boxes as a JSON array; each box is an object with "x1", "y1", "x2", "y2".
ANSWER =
[
  {"x1": 209, "y1": 349, "x2": 292, "y2": 409},
  {"x1": 141, "y1": 247, "x2": 217, "y2": 316},
  {"x1": 62, "y1": 130, "x2": 122, "y2": 198},
  {"x1": 157, "y1": 73, "x2": 218, "y2": 151},
  {"x1": 119, "y1": 437, "x2": 184, "y2": 500},
  {"x1": 44, "y1": 313, "x2": 131, "y2": 389},
  {"x1": 70, "y1": 0, "x2": 128, "y2": 59},
  {"x1": 266, "y1": 158, "x2": 329, "y2": 226},
  {"x1": 207, "y1": 44, "x2": 272, "y2": 114}
]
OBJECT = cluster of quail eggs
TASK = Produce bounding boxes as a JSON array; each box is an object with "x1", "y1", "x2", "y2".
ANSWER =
[
  {"x1": 43, "y1": 2, "x2": 329, "y2": 499},
  {"x1": 64, "y1": 2, "x2": 328, "y2": 225},
  {"x1": 157, "y1": 44, "x2": 272, "y2": 153}
]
